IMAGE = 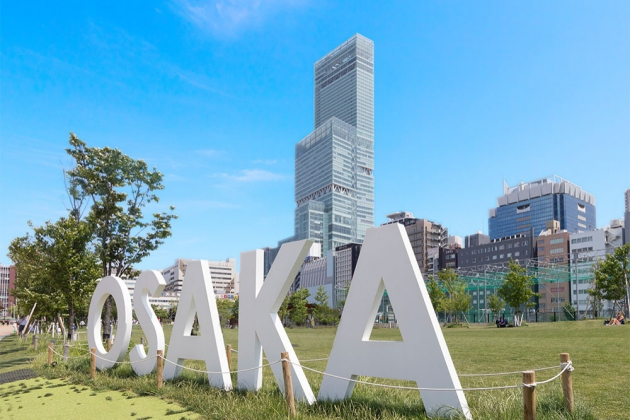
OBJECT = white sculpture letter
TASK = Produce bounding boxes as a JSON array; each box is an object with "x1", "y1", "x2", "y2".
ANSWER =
[
  {"x1": 238, "y1": 240, "x2": 316, "y2": 404},
  {"x1": 163, "y1": 260, "x2": 231, "y2": 390},
  {"x1": 87, "y1": 276, "x2": 133, "y2": 370},
  {"x1": 129, "y1": 270, "x2": 166, "y2": 376},
  {"x1": 318, "y1": 224, "x2": 472, "y2": 419}
]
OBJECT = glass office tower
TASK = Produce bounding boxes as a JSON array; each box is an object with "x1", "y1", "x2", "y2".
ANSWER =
[
  {"x1": 488, "y1": 176, "x2": 596, "y2": 240},
  {"x1": 294, "y1": 34, "x2": 375, "y2": 255}
]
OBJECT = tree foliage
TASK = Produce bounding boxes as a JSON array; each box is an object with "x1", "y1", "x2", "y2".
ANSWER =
[
  {"x1": 151, "y1": 304, "x2": 169, "y2": 322},
  {"x1": 8, "y1": 217, "x2": 100, "y2": 339},
  {"x1": 231, "y1": 297, "x2": 239, "y2": 324},
  {"x1": 65, "y1": 133, "x2": 177, "y2": 337},
  {"x1": 592, "y1": 243, "x2": 630, "y2": 316},
  {"x1": 487, "y1": 293, "x2": 505, "y2": 320},
  {"x1": 215, "y1": 298, "x2": 235, "y2": 328},
  {"x1": 287, "y1": 288, "x2": 310, "y2": 326},
  {"x1": 426, "y1": 275, "x2": 445, "y2": 313},
  {"x1": 313, "y1": 286, "x2": 337, "y2": 325},
  {"x1": 435, "y1": 269, "x2": 471, "y2": 324},
  {"x1": 498, "y1": 260, "x2": 539, "y2": 326}
]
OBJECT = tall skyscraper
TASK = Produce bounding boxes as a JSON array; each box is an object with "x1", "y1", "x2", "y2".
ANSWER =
[
  {"x1": 488, "y1": 176, "x2": 596, "y2": 240},
  {"x1": 293, "y1": 34, "x2": 375, "y2": 254},
  {"x1": 624, "y1": 189, "x2": 630, "y2": 244}
]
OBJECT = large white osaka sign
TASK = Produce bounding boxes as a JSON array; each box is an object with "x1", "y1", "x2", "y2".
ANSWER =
[{"x1": 87, "y1": 223, "x2": 471, "y2": 419}]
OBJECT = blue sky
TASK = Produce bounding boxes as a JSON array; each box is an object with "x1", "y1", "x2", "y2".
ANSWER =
[{"x1": 1, "y1": 1, "x2": 629, "y2": 271}]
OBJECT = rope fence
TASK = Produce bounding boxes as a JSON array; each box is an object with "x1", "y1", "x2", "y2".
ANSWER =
[
  {"x1": 47, "y1": 341, "x2": 573, "y2": 384},
  {"x1": 44, "y1": 338, "x2": 576, "y2": 419}
]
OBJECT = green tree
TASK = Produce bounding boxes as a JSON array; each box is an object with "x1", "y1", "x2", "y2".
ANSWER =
[
  {"x1": 231, "y1": 297, "x2": 239, "y2": 325},
  {"x1": 287, "y1": 288, "x2": 310, "y2": 326},
  {"x1": 313, "y1": 286, "x2": 337, "y2": 325},
  {"x1": 426, "y1": 275, "x2": 445, "y2": 314},
  {"x1": 8, "y1": 217, "x2": 100, "y2": 339},
  {"x1": 562, "y1": 301, "x2": 576, "y2": 321},
  {"x1": 215, "y1": 298, "x2": 234, "y2": 328},
  {"x1": 487, "y1": 293, "x2": 505, "y2": 322},
  {"x1": 278, "y1": 295, "x2": 289, "y2": 324},
  {"x1": 151, "y1": 304, "x2": 169, "y2": 322},
  {"x1": 436, "y1": 269, "x2": 471, "y2": 324},
  {"x1": 65, "y1": 133, "x2": 177, "y2": 339},
  {"x1": 498, "y1": 260, "x2": 539, "y2": 326},
  {"x1": 592, "y1": 243, "x2": 630, "y2": 318},
  {"x1": 167, "y1": 303, "x2": 178, "y2": 322}
]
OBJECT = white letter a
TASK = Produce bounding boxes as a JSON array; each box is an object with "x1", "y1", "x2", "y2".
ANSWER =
[
  {"x1": 318, "y1": 224, "x2": 471, "y2": 419},
  {"x1": 163, "y1": 260, "x2": 231, "y2": 390}
]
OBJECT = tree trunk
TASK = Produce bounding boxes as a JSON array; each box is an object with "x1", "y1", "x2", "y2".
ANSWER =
[
  {"x1": 102, "y1": 296, "x2": 112, "y2": 339},
  {"x1": 67, "y1": 299, "x2": 75, "y2": 341}
]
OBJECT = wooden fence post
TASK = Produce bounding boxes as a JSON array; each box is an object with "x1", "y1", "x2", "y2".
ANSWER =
[
  {"x1": 63, "y1": 343, "x2": 70, "y2": 362},
  {"x1": 157, "y1": 350, "x2": 164, "y2": 389},
  {"x1": 226, "y1": 345, "x2": 232, "y2": 371},
  {"x1": 106, "y1": 338, "x2": 112, "y2": 352},
  {"x1": 281, "y1": 352, "x2": 296, "y2": 417},
  {"x1": 523, "y1": 371, "x2": 536, "y2": 420},
  {"x1": 140, "y1": 337, "x2": 144, "y2": 346},
  {"x1": 90, "y1": 348, "x2": 96, "y2": 379},
  {"x1": 33, "y1": 335, "x2": 38, "y2": 351},
  {"x1": 48, "y1": 343, "x2": 54, "y2": 366},
  {"x1": 560, "y1": 353, "x2": 574, "y2": 413}
]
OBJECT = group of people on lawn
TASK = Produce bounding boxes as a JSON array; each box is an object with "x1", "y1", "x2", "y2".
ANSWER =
[{"x1": 492, "y1": 310, "x2": 625, "y2": 327}]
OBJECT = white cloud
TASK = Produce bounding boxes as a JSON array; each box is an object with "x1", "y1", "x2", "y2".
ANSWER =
[
  {"x1": 214, "y1": 169, "x2": 285, "y2": 182},
  {"x1": 171, "y1": 0, "x2": 308, "y2": 36}
]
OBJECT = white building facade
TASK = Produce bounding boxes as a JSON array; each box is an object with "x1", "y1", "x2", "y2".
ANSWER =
[{"x1": 569, "y1": 222, "x2": 625, "y2": 317}]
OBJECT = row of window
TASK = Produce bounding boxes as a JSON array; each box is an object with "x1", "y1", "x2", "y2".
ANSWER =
[{"x1": 571, "y1": 236, "x2": 593, "y2": 244}]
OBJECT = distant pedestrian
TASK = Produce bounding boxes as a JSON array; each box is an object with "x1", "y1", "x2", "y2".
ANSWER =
[{"x1": 18, "y1": 317, "x2": 27, "y2": 335}]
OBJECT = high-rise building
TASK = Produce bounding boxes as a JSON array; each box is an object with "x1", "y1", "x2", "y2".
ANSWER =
[
  {"x1": 465, "y1": 232, "x2": 490, "y2": 248},
  {"x1": 162, "y1": 258, "x2": 238, "y2": 296},
  {"x1": 569, "y1": 222, "x2": 624, "y2": 317},
  {"x1": 458, "y1": 232, "x2": 534, "y2": 269},
  {"x1": 624, "y1": 189, "x2": 630, "y2": 244},
  {"x1": 488, "y1": 176, "x2": 596, "y2": 241},
  {"x1": 293, "y1": 34, "x2": 375, "y2": 255},
  {"x1": 535, "y1": 223, "x2": 571, "y2": 314},
  {"x1": 0, "y1": 265, "x2": 16, "y2": 318},
  {"x1": 382, "y1": 212, "x2": 448, "y2": 275},
  {"x1": 334, "y1": 243, "x2": 362, "y2": 308}
]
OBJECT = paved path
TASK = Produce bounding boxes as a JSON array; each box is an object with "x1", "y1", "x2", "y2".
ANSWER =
[{"x1": 0, "y1": 323, "x2": 17, "y2": 340}]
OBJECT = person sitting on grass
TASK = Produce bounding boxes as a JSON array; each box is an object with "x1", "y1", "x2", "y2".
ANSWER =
[
  {"x1": 495, "y1": 318, "x2": 507, "y2": 328},
  {"x1": 605, "y1": 311, "x2": 625, "y2": 325}
]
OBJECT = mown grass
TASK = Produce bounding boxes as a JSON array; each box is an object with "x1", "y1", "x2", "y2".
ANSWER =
[
  {"x1": 1, "y1": 320, "x2": 628, "y2": 419},
  {"x1": 0, "y1": 377, "x2": 197, "y2": 420}
]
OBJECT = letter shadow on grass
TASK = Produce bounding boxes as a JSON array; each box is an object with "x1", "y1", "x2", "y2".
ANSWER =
[
  {"x1": 305, "y1": 397, "x2": 430, "y2": 419},
  {"x1": 0, "y1": 346, "x2": 23, "y2": 357}
]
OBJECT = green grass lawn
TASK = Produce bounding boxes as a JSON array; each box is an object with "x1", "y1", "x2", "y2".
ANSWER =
[
  {"x1": 0, "y1": 377, "x2": 198, "y2": 420},
  {"x1": 1, "y1": 320, "x2": 628, "y2": 419}
]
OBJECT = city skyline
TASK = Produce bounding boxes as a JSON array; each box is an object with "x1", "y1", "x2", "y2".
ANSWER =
[{"x1": 1, "y1": 2, "x2": 628, "y2": 271}]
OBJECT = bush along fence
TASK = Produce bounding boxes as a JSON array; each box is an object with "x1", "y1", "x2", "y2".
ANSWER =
[{"x1": 44, "y1": 337, "x2": 575, "y2": 420}]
